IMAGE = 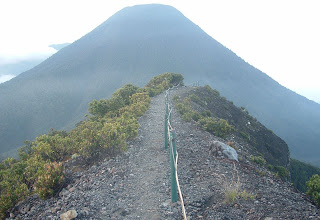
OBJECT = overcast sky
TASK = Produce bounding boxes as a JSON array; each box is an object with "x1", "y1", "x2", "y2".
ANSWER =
[{"x1": 0, "y1": 0, "x2": 319, "y2": 103}]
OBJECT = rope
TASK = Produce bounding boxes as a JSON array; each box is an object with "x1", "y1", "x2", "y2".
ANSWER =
[
  {"x1": 168, "y1": 108, "x2": 173, "y2": 131},
  {"x1": 165, "y1": 86, "x2": 187, "y2": 220},
  {"x1": 171, "y1": 141, "x2": 187, "y2": 220}
]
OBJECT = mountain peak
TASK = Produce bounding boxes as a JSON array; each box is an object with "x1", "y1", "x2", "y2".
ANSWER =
[{"x1": 0, "y1": 3, "x2": 320, "y2": 169}]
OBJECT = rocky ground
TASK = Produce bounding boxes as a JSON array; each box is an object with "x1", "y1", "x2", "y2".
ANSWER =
[
  {"x1": 8, "y1": 86, "x2": 320, "y2": 220},
  {"x1": 169, "y1": 87, "x2": 320, "y2": 219}
]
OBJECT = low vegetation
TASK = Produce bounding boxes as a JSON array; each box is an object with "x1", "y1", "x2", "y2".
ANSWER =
[
  {"x1": 306, "y1": 174, "x2": 320, "y2": 207},
  {"x1": 224, "y1": 187, "x2": 255, "y2": 204},
  {"x1": 267, "y1": 164, "x2": 289, "y2": 179},
  {"x1": 250, "y1": 155, "x2": 266, "y2": 166},
  {"x1": 289, "y1": 158, "x2": 320, "y2": 192},
  {"x1": 174, "y1": 93, "x2": 233, "y2": 138},
  {"x1": 0, "y1": 73, "x2": 183, "y2": 219},
  {"x1": 223, "y1": 166, "x2": 255, "y2": 204}
]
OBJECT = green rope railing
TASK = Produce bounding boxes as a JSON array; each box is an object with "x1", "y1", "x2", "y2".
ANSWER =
[{"x1": 164, "y1": 85, "x2": 187, "y2": 220}]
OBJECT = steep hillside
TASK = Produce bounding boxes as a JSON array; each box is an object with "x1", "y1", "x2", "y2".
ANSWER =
[
  {"x1": 290, "y1": 159, "x2": 320, "y2": 192},
  {"x1": 0, "y1": 4, "x2": 319, "y2": 167},
  {"x1": 173, "y1": 86, "x2": 289, "y2": 167}
]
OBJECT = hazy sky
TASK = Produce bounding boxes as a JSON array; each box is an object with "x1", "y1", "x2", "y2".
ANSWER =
[{"x1": 0, "y1": 0, "x2": 319, "y2": 103}]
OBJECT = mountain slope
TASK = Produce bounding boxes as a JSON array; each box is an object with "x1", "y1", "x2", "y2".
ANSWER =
[
  {"x1": 0, "y1": 4, "x2": 319, "y2": 166},
  {"x1": 174, "y1": 86, "x2": 290, "y2": 167}
]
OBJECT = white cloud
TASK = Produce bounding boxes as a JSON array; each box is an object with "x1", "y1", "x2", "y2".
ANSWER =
[
  {"x1": 0, "y1": 74, "x2": 15, "y2": 84},
  {"x1": 0, "y1": 46, "x2": 56, "y2": 66},
  {"x1": 293, "y1": 87, "x2": 320, "y2": 104}
]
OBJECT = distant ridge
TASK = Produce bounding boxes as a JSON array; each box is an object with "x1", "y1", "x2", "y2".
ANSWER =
[
  {"x1": 0, "y1": 4, "x2": 319, "y2": 166},
  {"x1": 49, "y1": 43, "x2": 71, "y2": 51}
]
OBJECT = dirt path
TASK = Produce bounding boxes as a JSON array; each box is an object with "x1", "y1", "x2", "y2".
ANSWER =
[{"x1": 104, "y1": 92, "x2": 172, "y2": 219}]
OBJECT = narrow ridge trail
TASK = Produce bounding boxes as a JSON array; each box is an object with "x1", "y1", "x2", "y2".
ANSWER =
[
  {"x1": 12, "y1": 92, "x2": 179, "y2": 220},
  {"x1": 109, "y1": 92, "x2": 172, "y2": 219},
  {"x1": 90, "y1": 92, "x2": 173, "y2": 219},
  {"x1": 10, "y1": 86, "x2": 320, "y2": 220}
]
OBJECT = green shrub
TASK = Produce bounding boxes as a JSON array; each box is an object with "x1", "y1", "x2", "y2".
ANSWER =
[
  {"x1": 240, "y1": 131, "x2": 249, "y2": 141},
  {"x1": 188, "y1": 94, "x2": 202, "y2": 105},
  {"x1": 267, "y1": 164, "x2": 289, "y2": 178},
  {"x1": 223, "y1": 184, "x2": 255, "y2": 204},
  {"x1": 112, "y1": 84, "x2": 139, "y2": 106},
  {"x1": 181, "y1": 112, "x2": 193, "y2": 122},
  {"x1": 224, "y1": 188, "x2": 239, "y2": 204},
  {"x1": 172, "y1": 95, "x2": 180, "y2": 102},
  {"x1": 201, "y1": 110, "x2": 212, "y2": 117},
  {"x1": 0, "y1": 166, "x2": 29, "y2": 219},
  {"x1": 198, "y1": 118, "x2": 208, "y2": 126},
  {"x1": 34, "y1": 162, "x2": 64, "y2": 199},
  {"x1": 145, "y1": 72, "x2": 184, "y2": 96},
  {"x1": 202, "y1": 118, "x2": 233, "y2": 138},
  {"x1": 32, "y1": 134, "x2": 75, "y2": 162},
  {"x1": 175, "y1": 102, "x2": 191, "y2": 115},
  {"x1": 88, "y1": 84, "x2": 139, "y2": 117},
  {"x1": 250, "y1": 155, "x2": 266, "y2": 166},
  {"x1": 204, "y1": 85, "x2": 220, "y2": 97},
  {"x1": 306, "y1": 174, "x2": 320, "y2": 207},
  {"x1": 69, "y1": 120, "x2": 103, "y2": 159},
  {"x1": 18, "y1": 140, "x2": 35, "y2": 161},
  {"x1": 119, "y1": 92, "x2": 151, "y2": 118},
  {"x1": 239, "y1": 190, "x2": 256, "y2": 200},
  {"x1": 191, "y1": 112, "x2": 202, "y2": 122},
  {"x1": 273, "y1": 166, "x2": 289, "y2": 178},
  {"x1": 267, "y1": 164, "x2": 274, "y2": 170}
]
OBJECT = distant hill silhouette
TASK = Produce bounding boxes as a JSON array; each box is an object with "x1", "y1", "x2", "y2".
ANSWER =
[
  {"x1": 0, "y1": 59, "x2": 45, "y2": 78},
  {"x1": 49, "y1": 43, "x2": 71, "y2": 51},
  {"x1": 0, "y1": 43, "x2": 69, "y2": 83},
  {"x1": 0, "y1": 4, "x2": 319, "y2": 166}
]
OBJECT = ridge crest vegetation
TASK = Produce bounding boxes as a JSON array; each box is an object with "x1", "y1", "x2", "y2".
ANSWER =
[
  {"x1": 173, "y1": 85, "x2": 289, "y2": 167},
  {"x1": 0, "y1": 73, "x2": 183, "y2": 219}
]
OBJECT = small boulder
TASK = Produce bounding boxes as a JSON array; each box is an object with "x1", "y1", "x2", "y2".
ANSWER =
[
  {"x1": 212, "y1": 141, "x2": 238, "y2": 161},
  {"x1": 60, "y1": 209, "x2": 77, "y2": 220},
  {"x1": 71, "y1": 153, "x2": 79, "y2": 159}
]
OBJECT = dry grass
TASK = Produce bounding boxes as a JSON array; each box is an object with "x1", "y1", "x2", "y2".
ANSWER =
[{"x1": 223, "y1": 163, "x2": 255, "y2": 204}]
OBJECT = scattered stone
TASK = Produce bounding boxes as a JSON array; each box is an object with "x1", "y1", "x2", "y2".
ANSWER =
[
  {"x1": 71, "y1": 153, "x2": 79, "y2": 159},
  {"x1": 60, "y1": 209, "x2": 77, "y2": 220},
  {"x1": 59, "y1": 189, "x2": 69, "y2": 197},
  {"x1": 51, "y1": 206, "x2": 61, "y2": 213},
  {"x1": 19, "y1": 204, "x2": 30, "y2": 214}
]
